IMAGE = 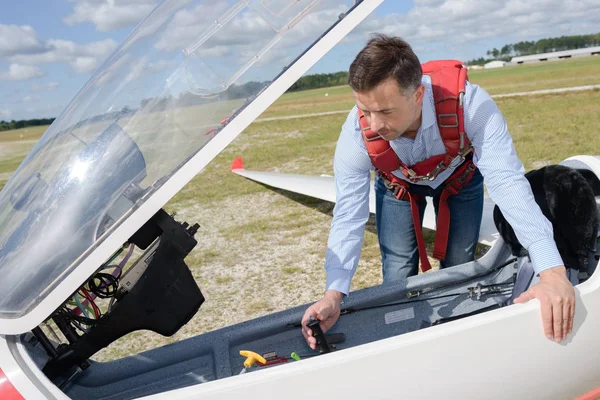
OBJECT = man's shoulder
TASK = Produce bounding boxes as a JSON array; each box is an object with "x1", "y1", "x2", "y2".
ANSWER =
[
  {"x1": 345, "y1": 105, "x2": 360, "y2": 125},
  {"x1": 340, "y1": 105, "x2": 363, "y2": 143},
  {"x1": 463, "y1": 79, "x2": 497, "y2": 114},
  {"x1": 335, "y1": 106, "x2": 370, "y2": 166}
]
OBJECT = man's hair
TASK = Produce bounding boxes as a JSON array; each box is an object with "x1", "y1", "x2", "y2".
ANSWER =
[{"x1": 348, "y1": 34, "x2": 422, "y2": 94}]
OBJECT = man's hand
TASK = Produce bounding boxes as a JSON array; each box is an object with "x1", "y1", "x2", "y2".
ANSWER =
[
  {"x1": 301, "y1": 290, "x2": 343, "y2": 350},
  {"x1": 514, "y1": 265, "x2": 575, "y2": 342}
]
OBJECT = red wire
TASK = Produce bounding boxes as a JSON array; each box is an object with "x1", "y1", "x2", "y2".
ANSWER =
[{"x1": 81, "y1": 288, "x2": 100, "y2": 319}]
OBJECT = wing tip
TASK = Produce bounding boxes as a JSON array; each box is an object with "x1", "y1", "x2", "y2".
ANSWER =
[{"x1": 231, "y1": 157, "x2": 244, "y2": 171}]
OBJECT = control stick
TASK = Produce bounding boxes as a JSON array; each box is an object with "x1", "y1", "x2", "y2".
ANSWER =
[{"x1": 307, "y1": 316, "x2": 331, "y2": 354}]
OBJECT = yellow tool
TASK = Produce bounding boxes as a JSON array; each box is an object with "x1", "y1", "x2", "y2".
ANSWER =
[{"x1": 239, "y1": 350, "x2": 266, "y2": 374}]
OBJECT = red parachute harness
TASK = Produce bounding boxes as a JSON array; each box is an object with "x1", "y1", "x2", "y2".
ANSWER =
[{"x1": 359, "y1": 60, "x2": 477, "y2": 273}]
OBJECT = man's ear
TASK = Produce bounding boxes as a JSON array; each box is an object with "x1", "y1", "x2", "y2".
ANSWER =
[{"x1": 414, "y1": 84, "x2": 425, "y2": 106}]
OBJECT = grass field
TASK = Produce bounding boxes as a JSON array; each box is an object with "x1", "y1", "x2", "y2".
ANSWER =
[{"x1": 1, "y1": 56, "x2": 600, "y2": 360}]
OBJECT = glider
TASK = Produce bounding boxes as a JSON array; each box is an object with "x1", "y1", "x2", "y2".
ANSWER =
[{"x1": 0, "y1": 1, "x2": 599, "y2": 399}]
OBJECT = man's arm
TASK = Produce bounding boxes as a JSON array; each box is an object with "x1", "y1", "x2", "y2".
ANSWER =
[
  {"x1": 301, "y1": 107, "x2": 372, "y2": 349},
  {"x1": 324, "y1": 106, "x2": 373, "y2": 296},
  {"x1": 464, "y1": 82, "x2": 575, "y2": 342}
]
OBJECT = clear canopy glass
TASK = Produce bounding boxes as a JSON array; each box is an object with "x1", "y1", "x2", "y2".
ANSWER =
[{"x1": 0, "y1": 0, "x2": 359, "y2": 318}]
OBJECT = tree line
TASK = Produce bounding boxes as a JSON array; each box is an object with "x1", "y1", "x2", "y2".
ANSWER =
[
  {"x1": 466, "y1": 32, "x2": 600, "y2": 66},
  {"x1": 0, "y1": 118, "x2": 55, "y2": 132},
  {"x1": 286, "y1": 71, "x2": 348, "y2": 92},
  {"x1": 145, "y1": 72, "x2": 350, "y2": 111}
]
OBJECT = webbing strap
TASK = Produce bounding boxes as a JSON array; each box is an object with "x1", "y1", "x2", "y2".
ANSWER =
[
  {"x1": 380, "y1": 156, "x2": 475, "y2": 268},
  {"x1": 433, "y1": 159, "x2": 476, "y2": 260},
  {"x1": 423, "y1": 60, "x2": 469, "y2": 158},
  {"x1": 379, "y1": 173, "x2": 433, "y2": 273},
  {"x1": 408, "y1": 192, "x2": 433, "y2": 273}
]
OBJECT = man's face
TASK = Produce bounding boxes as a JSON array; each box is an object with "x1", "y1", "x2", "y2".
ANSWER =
[{"x1": 353, "y1": 78, "x2": 425, "y2": 141}]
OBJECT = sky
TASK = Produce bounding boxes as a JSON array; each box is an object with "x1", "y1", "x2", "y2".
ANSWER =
[{"x1": 0, "y1": 0, "x2": 599, "y2": 121}]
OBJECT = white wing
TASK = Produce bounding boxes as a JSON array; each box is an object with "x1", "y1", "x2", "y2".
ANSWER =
[{"x1": 231, "y1": 158, "x2": 500, "y2": 246}]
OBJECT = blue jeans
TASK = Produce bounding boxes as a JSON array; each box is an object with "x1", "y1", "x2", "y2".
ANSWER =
[{"x1": 375, "y1": 168, "x2": 484, "y2": 283}]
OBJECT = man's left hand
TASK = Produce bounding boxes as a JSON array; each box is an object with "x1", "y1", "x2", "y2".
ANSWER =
[{"x1": 513, "y1": 265, "x2": 575, "y2": 343}]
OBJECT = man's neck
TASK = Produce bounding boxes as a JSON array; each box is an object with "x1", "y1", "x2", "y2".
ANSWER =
[{"x1": 402, "y1": 109, "x2": 423, "y2": 140}]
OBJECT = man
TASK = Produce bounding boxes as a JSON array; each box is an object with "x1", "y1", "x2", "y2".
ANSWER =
[{"x1": 301, "y1": 34, "x2": 575, "y2": 347}]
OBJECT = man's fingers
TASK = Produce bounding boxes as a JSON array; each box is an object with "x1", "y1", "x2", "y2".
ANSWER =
[
  {"x1": 302, "y1": 325, "x2": 312, "y2": 341},
  {"x1": 301, "y1": 324, "x2": 316, "y2": 349},
  {"x1": 568, "y1": 302, "x2": 575, "y2": 335},
  {"x1": 513, "y1": 289, "x2": 535, "y2": 304},
  {"x1": 541, "y1": 300, "x2": 554, "y2": 340},
  {"x1": 562, "y1": 301, "x2": 570, "y2": 339},
  {"x1": 301, "y1": 307, "x2": 319, "y2": 348},
  {"x1": 552, "y1": 299, "x2": 563, "y2": 342}
]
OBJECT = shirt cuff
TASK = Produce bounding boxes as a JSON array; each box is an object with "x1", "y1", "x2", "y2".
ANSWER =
[
  {"x1": 527, "y1": 238, "x2": 565, "y2": 275},
  {"x1": 325, "y1": 268, "x2": 354, "y2": 296}
]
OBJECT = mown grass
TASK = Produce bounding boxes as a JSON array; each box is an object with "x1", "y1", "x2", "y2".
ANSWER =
[
  {"x1": 173, "y1": 89, "x2": 600, "y2": 210},
  {"x1": 468, "y1": 56, "x2": 600, "y2": 95},
  {"x1": 495, "y1": 89, "x2": 600, "y2": 165},
  {"x1": 0, "y1": 125, "x2": 48, "y2": 143}
]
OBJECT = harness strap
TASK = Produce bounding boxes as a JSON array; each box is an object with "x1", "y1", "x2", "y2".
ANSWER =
[
  {"x1": 379, "y1": 156, "x2": 475, "y2": 271},
  {"x1": 433, "y1": 159, "x2": 477, "y2": 260},
  {"x1": 380, "y1": 173, "x2": 433, "y2": 272},
  {"x1": 408, "y1": 192, "x2": 433, "y2": 273}
]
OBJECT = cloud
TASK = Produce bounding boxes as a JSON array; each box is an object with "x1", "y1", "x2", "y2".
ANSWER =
[
  {"x1": 0, "y1": 64, "x2": 44, "y2": 81},
  {"x1": 9, "y1": 39, "x2": 118, "y2": 74},
  {"x1": 352, "y1": 0, "x2": 600, "y2": 58},
  {"x1": 0, "y1": 109, "x2": 12, "y2": 120},
  {"x1": 32, "y1": 82, "x2": 59, "y2": 92},
  {"x1": 155, "y1": 3, "x2": 349, "y2": 64},
  {"x1": 0, "y1": 24, "x2": 45, "y2": 57},
  {"x1": 154, "y1": 3, "x2": 231, "y2": 53},
  {"x1": 64, "y1": 0, "x2": 161, "y2": 32},
  {"x1": 71, "y1": 57, "x2": 100, "y2": 74},
  {"x1": 22, "y1": 95, "x2": 40, "y2": 103}
]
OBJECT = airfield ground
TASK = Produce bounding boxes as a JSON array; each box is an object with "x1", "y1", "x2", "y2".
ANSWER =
[{"x1": 1, "y1": 56, "x2": 600, "y2": 360}]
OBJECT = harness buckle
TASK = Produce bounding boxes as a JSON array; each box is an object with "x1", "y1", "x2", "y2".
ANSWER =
[
  {"x1": 438, "y1": 113, "x2": 458, "y2": 128},
  {"x1": 400, "y1": 147, "x2": 475, "y2": 184},
  {"x1": 384, "y1": 181, "x2": 409, "y2": 200},
  {"x1": 364, "y1": 133, "x2": 383, "y2": 142},
  {"x1": 428, "y1": 165, "x2": 443, "y2": 180},
  {"x1": 448, "y1": 154, "x2": 464, "y2": 169},
  {"x1": 362, "y1": 126, "x2": 383, "y2": 142},
  {"x1": 447, "y1": 145, "x2": 474, "y2": 170},
  {"x1": 445, "y1": 161, "x2": 476, "y2": 195}
]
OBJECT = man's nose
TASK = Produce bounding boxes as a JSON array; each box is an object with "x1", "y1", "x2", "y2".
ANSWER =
[{"x1": 370, "y1": 114, "x2": 384, "y2": 132}]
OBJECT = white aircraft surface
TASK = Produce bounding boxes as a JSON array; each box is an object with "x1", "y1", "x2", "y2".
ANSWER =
[
  {"x1": 1, "y1": 1, "x2": 600, "y2": 399},
  {"x1": 230, "y1": 157, "x2": 502, "y2": 247}
]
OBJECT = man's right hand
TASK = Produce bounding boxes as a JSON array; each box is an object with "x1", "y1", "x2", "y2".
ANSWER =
[{"x1": 301, "y1": 290, "x2": 343, "y2": 350}]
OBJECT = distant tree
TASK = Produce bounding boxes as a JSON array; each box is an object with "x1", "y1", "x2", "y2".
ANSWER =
[
  {"x1": 286, "y1": 71, "x2": 349, "y2": 92},
  {"x1": 0, "y1": 117, "x2": 55, "y2": 132},
  {"x1": 466, "y1": 32, "x2": 600, "y2": 65}
]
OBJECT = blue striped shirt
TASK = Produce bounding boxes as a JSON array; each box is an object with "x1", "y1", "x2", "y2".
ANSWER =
[{"x1": 325, "y1": 75, "x2": 564, "y2": 295}]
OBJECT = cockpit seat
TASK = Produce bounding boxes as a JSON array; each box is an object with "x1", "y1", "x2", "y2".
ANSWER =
[{"x1": 493, "y1": 165, "x2": 600, "y2": 302}]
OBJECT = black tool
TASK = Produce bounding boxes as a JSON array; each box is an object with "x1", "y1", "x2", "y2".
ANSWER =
[{"x1": 307, "y1": 317, "x2": 331, "y2": 354}]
